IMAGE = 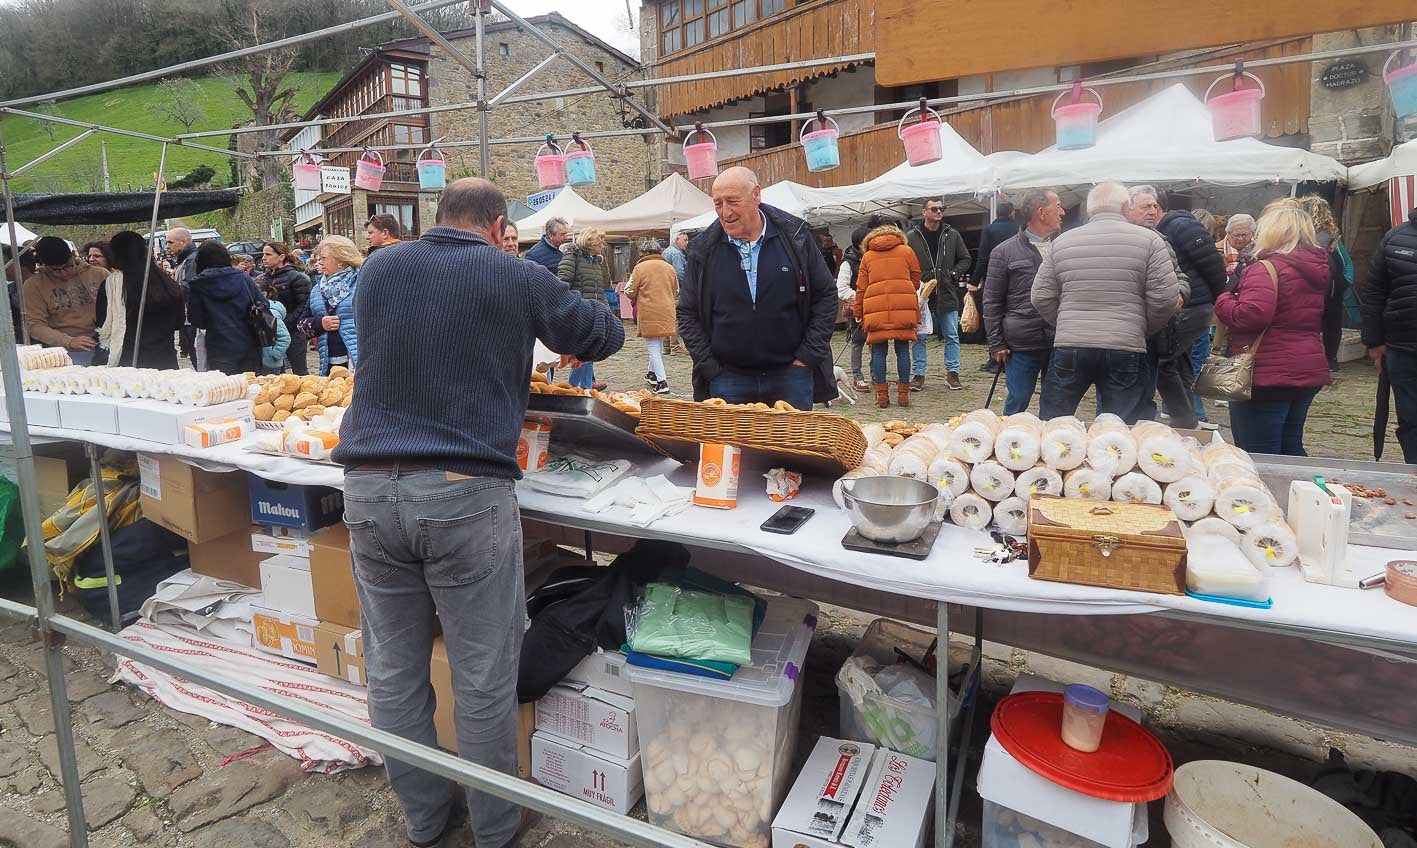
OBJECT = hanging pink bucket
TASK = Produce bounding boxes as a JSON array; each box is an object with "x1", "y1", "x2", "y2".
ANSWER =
[
  {"x1": 565, "y1": 136, "x2": 597, "y2": 187},
  {"x1": 1205, "y1": 72, "x2": 1266, "y2": 141},
  {"x1": 683, "y1": 126, "x2": 720, "y2": 180},
  {"x1": 416, "y1": 144, "x2": 446, "y2": 190},
  {"x1": 1052, "y1": 85, "x2": 1103, "y2": 150},
  {"x1": 1384, "y1": 51, "x2": 1417, "y2": 121},
  {"x1": 534, "y1": 139, "x2": 567, "y2": 190},
  {"x1": 898, "y1": 103, "x2": 944, "y2": 167},
  {"x1": 353, "y1": 149, "x2": 385, "y2": 191},
  {"x1": 292, "y1": 151, "x2": 321, "y2": 192},
  {"x1": 801, "y1": 114, "x2": 841, "y2": 173}
]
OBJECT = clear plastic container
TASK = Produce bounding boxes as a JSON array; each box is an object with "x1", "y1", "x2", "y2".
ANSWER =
[
  {"x1": 630, "y1": 595, "x2": 818, "y2": 848},
  {"x1": 983, "y1": 799, "x2": 1109, "y2": 848},
  {"x1": 1061, "y1": 684, "x2": 1110, "y2": 753},
  {"x1": 836, "y1": 618, "x2": 976, "y2": 761}
]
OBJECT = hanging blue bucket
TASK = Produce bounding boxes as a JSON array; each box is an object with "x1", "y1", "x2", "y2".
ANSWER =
[
  {"x1": 801, "y1": 115, "x2": 841, "y2": 173},
  {"x1": 566, "y1": 137, "x2": 597, "y2": 187},
  {"x1": 417, "y1": 145, "x2": 446, "y2": 190}
]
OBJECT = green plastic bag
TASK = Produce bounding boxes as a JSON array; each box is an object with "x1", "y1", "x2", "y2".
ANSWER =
[
  {"x1": 0, "y1": 477, "x2": 23, "y2": 573},
  {"x1": 627, "y1": 583, "x2": 755, "y2": 666}
]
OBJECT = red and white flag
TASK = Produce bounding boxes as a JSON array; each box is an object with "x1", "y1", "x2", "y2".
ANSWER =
[{"x1": 1391, "y1": 174, "x2": 1417, "y2": 228}]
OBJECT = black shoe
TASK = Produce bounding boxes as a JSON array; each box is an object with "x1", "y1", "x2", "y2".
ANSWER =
[
  {"x1": 409, "y1": 802, "x2": 467, "y2": 848},
  {"x1": 645, "y1": 371, "x2": 656, "y2": 386},
  {"x1": 654, "y1": 380, "x2": 671, "y2": 395},
  {"x1": 978, "y1": 361, "x2": 1000, "y2": 374}
]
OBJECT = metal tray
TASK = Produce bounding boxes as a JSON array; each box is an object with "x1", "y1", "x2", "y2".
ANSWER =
[
  {"x1": 526, "y1": 394, "x2": 666, "y2": 458},
  {"x1": 1252, "y1": 453, "x2": 1417, "y2": 550}
]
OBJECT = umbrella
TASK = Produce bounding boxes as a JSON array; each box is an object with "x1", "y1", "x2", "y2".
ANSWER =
[{"x1": 1375, "y1": 368, "x2": 1391, "y2": 461}]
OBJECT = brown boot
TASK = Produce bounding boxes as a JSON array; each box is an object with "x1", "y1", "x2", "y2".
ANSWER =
[
  {"x1": 897, "y1": 382, "x2": 911, "y2": 407},
  {"x1": 946, "y1": 372, "x2": 964, "y2": 391},
  {"x1": 875, "y1": 384, "x2": 890, "y2": 409}
]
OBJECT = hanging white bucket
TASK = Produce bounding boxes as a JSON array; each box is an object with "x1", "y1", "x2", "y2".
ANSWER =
[
  {"x1": 801, "y1": 114, "x2": 841, "y2": 173},
  {"x1": 416, "y1": 143, "x2": 446, "y2": 190},
  {"x1": 292, "y1": 151, "x2": 321, "y2": 192},
  {"x1": 1165, "y1": 760, "x2": 1381, "y2": 848},
  {"x1": 898, "y1": 102, "x2": 944, "y2": 167},
  {"x1": 534, "y1": 138, "x2": 567, "y2": 190},
  {"x1": 683, "y1": 126, "x2": 719, "y2": 180},
  {"x1": 353, "y1": 149, "x2": 385, "y2": 191},
  {"x1": 1205, "y1": 72, "x2": 1266, "y2": 141},
  {"x1": 1051, "y1": 84, "x2": 1103, "y2": 150}
]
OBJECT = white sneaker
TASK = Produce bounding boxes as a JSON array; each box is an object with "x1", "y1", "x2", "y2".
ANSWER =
[
  {"x1": 1214, "y1": 400, "x2": 1230, "y2": 408},
  {"x1": 1197, "y1": 420, "x2": 1220, "y2": 431}
]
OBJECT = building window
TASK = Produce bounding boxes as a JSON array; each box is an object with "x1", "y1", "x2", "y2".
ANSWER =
[
  {"x1": 659, "y1": 0, "x2": 792, "y2": 57},
  {"x1": 373, "y1": 203, "x2": 416, "y2": 235},
  {"x1": 595, "y1": 61, "x2": 605, "y2": 73},
  {"x1": 760, "y1": 0, "x2": 784, "y2": 15},
  {"x1": 707, "y1": 0, "x2": 729, "y2": 38},
  {"x1": 731, "y1": 0, "x2": 755, "y2": 28},
  {"x1": 499, "y1": 42, "x2": 510, "y2": 57},
  {"x1": 390, "y1": 63, "x2": 423, "y2": 97}
]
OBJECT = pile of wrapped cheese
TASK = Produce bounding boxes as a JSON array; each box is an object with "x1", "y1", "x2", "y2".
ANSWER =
[
  {"x1": 834, "y1": 410, "x2": 1295, "y2": 571},
  {"x1": 3, "y1": 345, "x2": 73, "y2": 372},
  {"x1": 21, "y1": 366, "x2": 248, "y2": 406},
  {"x1": 245, "y1": 406, "x2": 346, "y2": 461}
]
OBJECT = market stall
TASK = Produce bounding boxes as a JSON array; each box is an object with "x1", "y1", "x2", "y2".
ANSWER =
[
  {"x1": 514, "y1": 186, "x2": 608, "y2": 238},
  {"x1": 576, "y1": 173, "x2": 714, "y2": 236},
  {"x1": 1347, "y1": 136, "x2": 1417, "y2": 227}
]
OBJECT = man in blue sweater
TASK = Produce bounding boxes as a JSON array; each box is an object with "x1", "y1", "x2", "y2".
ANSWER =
[
  {"x1": 332, "y1": 178, "x2": 623, "y2": 848},
  {"x1": 523, "y1": 216, "x2": 569, "y2": 275},
  {"x1": 678, "y1": 167, "x2": 839, "y2": 409}
]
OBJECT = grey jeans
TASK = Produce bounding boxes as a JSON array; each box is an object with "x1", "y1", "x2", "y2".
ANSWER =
[{"x1": 343, "y1": 466, "x2": 525, "y2": 848}]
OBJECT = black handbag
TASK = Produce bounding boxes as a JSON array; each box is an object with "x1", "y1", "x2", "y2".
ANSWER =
[{"x1": 245, "y1": 283, "x2": 278, "y2": 348}]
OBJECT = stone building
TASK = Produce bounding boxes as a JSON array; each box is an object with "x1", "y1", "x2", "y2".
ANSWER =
[{"x1": 284, "y1": 13, "x2": 657, "y2": 248}]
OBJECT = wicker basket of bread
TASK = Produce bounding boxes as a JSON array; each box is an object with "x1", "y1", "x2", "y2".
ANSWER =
[{"x1": 636, "y1": 397, "x2": 867, "y2": 473}]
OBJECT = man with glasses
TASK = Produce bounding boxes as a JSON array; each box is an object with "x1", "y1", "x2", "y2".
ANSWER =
[
  {"x1": 907, "y1": 198, "x2": 972, "y2": 391},
  {"x1": 23, "y1": 236, "x2": 107, "y2": 364}
]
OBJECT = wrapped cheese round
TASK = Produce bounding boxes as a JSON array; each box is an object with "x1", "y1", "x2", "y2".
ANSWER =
[
  {"x1": 1212, "y1": 468, "x2": 1278, "y2": 531},
  {"x1": 1041, "y1": 416, "x2": 1089, "y2": 471},
  {"x1": 993, "y1": 496, "x2": 1030, "y2": 536},
  {"x1": 926, "y1": 453, "x2": 971, "y2": 499},
  {"x1": 950, "y1": 409, "x2": 1002, "y2": 463},
  {"x1": 1014, "y1": 465, "x2": 1064, "y2": 499},
  {"x1": 1186, "y1": 515, "x2": 1243, "y2": 546},
  {"x1": 1133, "y1": 420, "x2": 1191, "y2": 484},
  {"x1": 1163, "y1": 476, "x2": 1216, "y2": 522},
  {"x1": 1086, "y1": 416, "x2": 1137, "y2": 476},
  {"x1": 949, "y1": 492, "x2": 993, "y2": 531},
  {"x1": 969, "y1": 460, "x2": 1016, "y2": 502},
  {"x1": 1241, "y1": 520, "x2": 1299, "y2": 569},
  {"x1": 1064, "y1": 466, "x2": 1113, "y2": 501},
  {"x1": 918, "y1": 422, "x2": 953, "y2": 453},
  {"x1": 887, "y1": 433, "x2": 943, "y2": 480},
  {"x1": 994, "y1": 413, "x2": 1044, "y2": 471},
  {"x1": 860, "y1": 422, "x2": 886, "y2": 449},
  {"x1": 1112, "y1": 471, "x2": 1164, "y2": 505},
  {"x1": 1202, "y1": 440, "x2": 1256, "y2": 472}
]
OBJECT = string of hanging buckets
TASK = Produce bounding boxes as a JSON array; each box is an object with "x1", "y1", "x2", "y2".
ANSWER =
[{"x1": 533, "y1": 132, "x2": 598, "y2": 190}]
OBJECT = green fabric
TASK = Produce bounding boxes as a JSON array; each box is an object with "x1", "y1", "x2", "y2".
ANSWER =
[
  {"x1": 628, "y1": 583, "x2": 755, "y2": 666},
  {"x1": 0, "y1": 478, "x2": 19, "y2": 573}
]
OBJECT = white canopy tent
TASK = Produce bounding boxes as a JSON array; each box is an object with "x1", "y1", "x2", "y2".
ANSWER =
[
  {"x1": 991, "y1": 84, "x2": 1348, "y2": 192},
  {"x1": 670, "y1": 180, "x2": 837, "y2": 234},
  {"x1": 576, "y1": 173, "x2": 713, "y2": 236},
  {"x1": 1348, "y1": 138, "x2": 1417, "y2": 192},
  {"x1": 513, "y1": 187, "x2": 606, "y2": 240},
  {"x1": 0, "y1": 221, "x2": 38, "y2": 246}
]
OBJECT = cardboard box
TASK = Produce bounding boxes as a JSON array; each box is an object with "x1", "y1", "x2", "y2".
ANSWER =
[
  {"x1": 841, "y1": 748, "x2": 935, "y2": 848},
  {"x1": 139, "y1": 454, "x2": 253, "y2": 544},
  {"x1": 248, "y1": 475, "x2": 343, "y2": 531},
  {"x1": 251, "y1": 606, "x2": 318, "y2": 663},
  {"x1": 313, "y1": 622, "x2": 365, "y2": 686},
  {"x1": 57, "y1": 395, "x2": 119, "y2": 433},
  {"x1": 0, "y1": 392, "x2": 62, "y2": 428},
  {"x1": 535, "y1": 684, "x2": 638, "y2": 760},
  {"x1": 259, "y1": 554, "x2": 316, "y2": 618},
  {"x1": 430, "y1": 637, "x2": 536, "y2": 779},
  {"x1": 975, "y1": 675, "x2": 1147, "y2": 848},
  {"x1": 117, "y1": 398, "x2": 253, "y2": 446},
  {"x1": 33, "y1": 455, "x2": 74, "y2": 519},
  {"x1": 772, "y1": 738, "x2": 876, "y2": 848},
  {"x1": 310, "y1": 523, "x2": 359, "y2": 628},
  {"x1": 693, "y1": 443, "x2": 741, "y2": 509},
  {"x1": 563, "y1": 650, "x2": 632, "y2": 700},
  {"x1": 531, "y1": 731, "x2": 644, "y2": 815},
  {"x1": 188, "y1": 527, "x2": 266, "y2": 588},
  {"x1": 252, "y1": 530, "x2": 313, "y2": 558}
]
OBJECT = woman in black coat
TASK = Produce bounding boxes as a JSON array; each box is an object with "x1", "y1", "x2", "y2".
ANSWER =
[{"x1": 95, "y1": 230, "x2": 185, "y2": 368}]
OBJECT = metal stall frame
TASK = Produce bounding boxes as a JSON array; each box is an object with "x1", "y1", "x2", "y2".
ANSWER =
[{"x1": 1, "y1": 4, "x2": 1412, "y2": 842}]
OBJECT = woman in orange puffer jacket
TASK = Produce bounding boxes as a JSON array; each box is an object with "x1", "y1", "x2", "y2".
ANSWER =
[{"x1": 854, "y1": 225, "x2": 922, "y2": 408}]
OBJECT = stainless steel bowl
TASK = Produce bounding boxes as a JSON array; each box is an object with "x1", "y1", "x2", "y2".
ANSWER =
[{"x1": 839, "y1": 475, "x2": 940, "y2": 544}]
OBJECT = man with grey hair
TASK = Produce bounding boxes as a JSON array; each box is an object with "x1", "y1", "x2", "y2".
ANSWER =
[
  {"x1": 984, "y1": 189, "x2": 1063, "y2": 414},
  {"x1": 678, "y1": 166, "x2": 838, "y2": 409},
  {"x1": 1031, "y1": 182, "x2": 1181, "y2": 421},
  {"x1": 333, "y1": 177, "x2": 621, "y2": 848},
  {"x1": 166, "y1": 226, "x2": 202, "y2": 367},
  {"x1": 524, "y1": 216, "x2": 570, "y2": 275},
  {"x1": 664, "y1": 230, "x2": 690, "y2": 281}
]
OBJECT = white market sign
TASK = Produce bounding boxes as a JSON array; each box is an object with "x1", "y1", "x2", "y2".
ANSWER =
[{"x1": 320, "y1": 166, "x2": 351, "y2": 195}]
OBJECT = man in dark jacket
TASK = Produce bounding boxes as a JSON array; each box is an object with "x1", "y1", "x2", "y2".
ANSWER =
[
  {"x1": 167, "y1": 227, "x2": 201, "y2": 366},
  {"x1": 332, "y1": 179, "x2": 621, "y2": 848},
  {"x1": 1136, "y1": 187, "x2": 1224, "y2": 428},
  {"x1": 524, "y1": 216, "x2": 570, "y2": 275},
  {"x1": 1364, "y1": 207, "x2": 1417, "y2": 462},
  {"x1": 906, "y1": 198, "x2": 972, "y2": 390},
  {"x1": 678, "y1": 167, "x2": 838, "y2": 409},
  {"x1": 185, "y1": 241, "x2": 267, "y2": 374},
  {"x1": 983, "y1": 190, "x2": 1062, "y2": 414},
  {"x1": 970, "y1": 200, "x2": 1021, "y2": 374}
]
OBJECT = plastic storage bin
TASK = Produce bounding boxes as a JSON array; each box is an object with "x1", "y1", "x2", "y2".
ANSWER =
[
  {"x1": 631, "y1": 595, "x2": 818, "y2": 848},
  {"x1": 1384, "y1": 51, "x2": 1417, "y2": 120},
  {"x1": 1205, "y1": 73, "x2": 1266, "y2": 141},
  {"x1": 683, "y1": 127, "x2": 719, "y2": 180},
  {"x1": 984, "y1": 799, "x2": 1109, "y2": 848},
  {"x1": 565, "y1": 136, "x2": 597, "y2": 187},
  {"x1": 1052, "y1": 86, "x2": 1103, "y2": 150},
  {"x1": 800, "y1": 115, "x2": 841, "y2": 173},
  {"x1": 836, "y1": 618, "x2": 976, "y2": 761},
  {"x1": 898, "y1": 105, "x2": 944, "y2": 166}
]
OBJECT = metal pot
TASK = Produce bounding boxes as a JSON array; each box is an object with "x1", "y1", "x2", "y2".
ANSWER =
[{"x1": 840, "y1": 475, "x2": 940, "y2": 543}]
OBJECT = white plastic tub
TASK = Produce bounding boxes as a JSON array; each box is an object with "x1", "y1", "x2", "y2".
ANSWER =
[
  {"x1": 629, "y1": 595, "x2": 817, "y2": 848},
  {"x1": 983, "y1": 799, "x2": 1110, "y2": 847},
  {"x1": 1165, "y1": 760, "x2": 1382, "y2": 848}
]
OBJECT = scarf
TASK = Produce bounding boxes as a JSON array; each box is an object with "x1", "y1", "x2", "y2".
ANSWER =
[
  {"x1": 97, "y1": 271, "x2": 128, "y2": 367},
  {"x1": 318, "y1": 266, "x2": 357, "y2": 311}
]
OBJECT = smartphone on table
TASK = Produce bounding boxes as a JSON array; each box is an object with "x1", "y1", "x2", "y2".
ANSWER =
[{"x1": 761, "y1": 505, "x2": 815, "y2": 535}]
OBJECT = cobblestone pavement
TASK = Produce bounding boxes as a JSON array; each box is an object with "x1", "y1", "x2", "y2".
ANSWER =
[{"x1": 0, "y1": 335, "x2": 1409, "y2": 848}]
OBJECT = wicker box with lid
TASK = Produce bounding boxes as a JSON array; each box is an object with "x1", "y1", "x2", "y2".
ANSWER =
[{"x1": 1027, "y1": 496, "x2": 1187, "y2": 595}]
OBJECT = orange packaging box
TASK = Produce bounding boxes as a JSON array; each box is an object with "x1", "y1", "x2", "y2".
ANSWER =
[
  {"x1": 518, "y1": 418, "x2": 551, "y2": 472},
  {"x1": 251, "y1": 606, "x2": 318, "y2": 664},
  {"x1": 693, "y1": 443, "x2": 741, "y2": 509}
]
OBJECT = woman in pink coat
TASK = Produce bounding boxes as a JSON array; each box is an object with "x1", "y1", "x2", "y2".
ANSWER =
[{"x1": 1212, "y1": 202, "x2": 1331, "y2": 455}]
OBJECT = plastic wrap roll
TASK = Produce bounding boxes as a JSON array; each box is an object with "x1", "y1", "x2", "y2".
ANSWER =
[
  {"x1": 863, "y1": 443, "x2": 894, "y2": 471},
  {"x1": 1086, "y1": 417, "x2": 1137, "y2": 476},
  {"x1": 1213, "y1": 475, "x2": 1278, "y2": 531},
  {"x1": 861, "y1": 422, "x2": 886, "y2": 449},
  {"x1": 950, "y1": 409, "x2": 1003, "y2": 463},
  {"x1": 1241, "y1": 520, "x2": 1299, "y2": 569},
  {"x1": 1063, "y1": 466, "x2": 1113, "y2": 501},
  {"x1": 887, "y1": 434, "x2": 942, "y2": 480},
  {"x1": 919, "y1": 422, "x2": 953, "y2": 453},
  {"x1": 949, "y1": 492, "x2": 993, "y2": 531},
  {"x1": 927, "y1": 453, "x2": 972, "y2": 498},
  {"x1": 1133, "y1": 421, "x2": 1192, "y2": 484},
  {"x1": 1041, "y1": 417, "x2": 1089, "y2": 471},
  {"x1": 1202, "y1": 440, "x2": 1256, "y2": 472},
  {"x1": 994, "y1": 414, "x2": 1044, "y2": 471},
  {"x1": 1186, "y1": 516, "x2": 1243, "y2": 545},
  {"x1": 1014, "y1": 465, "x2": 1064, "y2": 499},
  {"x1": 833, "y1": 465, "x2": 887, "y2": 510},
  {"x1": 1163, "y1": 476, "x2": 1216, "y2": 522},
  {"x1": 1112, "y1": 471, "x2": 1164, "y2": 504},
  {"x1": 969, "y1": 460, "x2": 1016, "y2": 502},
  {"x1": 994, "y1": 496, "x2": 1030, "y2": 536}
]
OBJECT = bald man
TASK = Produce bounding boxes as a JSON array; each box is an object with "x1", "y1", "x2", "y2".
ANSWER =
[
  {"x1": 677, "y1": 166, "x2": 838, "y2": 409},
  {"x1": 166, "y1": 227, "x2": 203, "y2": 367}
]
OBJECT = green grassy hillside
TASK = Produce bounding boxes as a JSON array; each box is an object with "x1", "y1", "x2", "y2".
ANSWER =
[{"x1": 0, "y1": 72, "x2": 341, "y2": 194}]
